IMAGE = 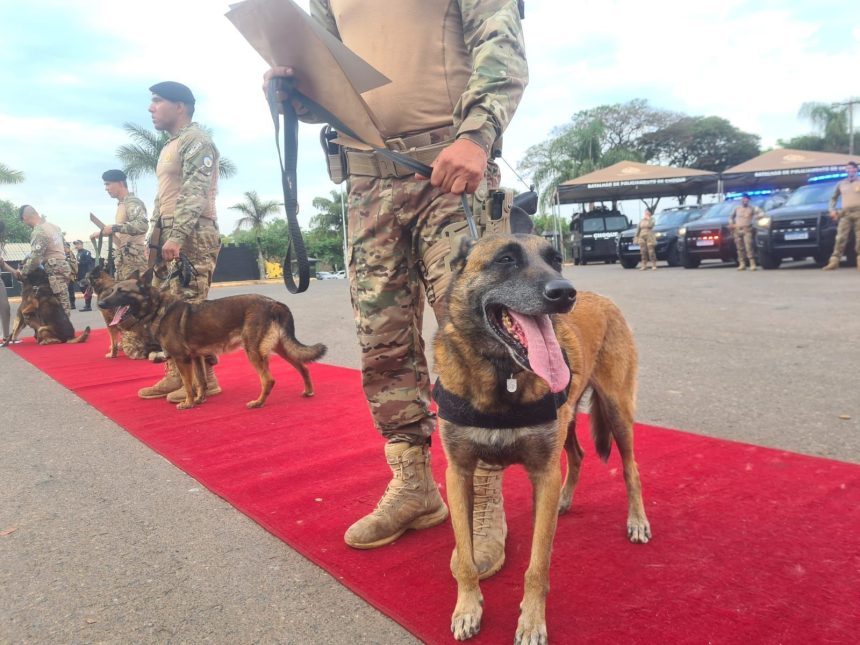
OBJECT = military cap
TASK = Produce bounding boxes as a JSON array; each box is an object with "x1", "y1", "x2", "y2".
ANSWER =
[
  {"x1": 149, "y1": 81, "x2": 195, "y2": 105},
  {"x1": 741, "y1": 193, "x2": 751, "y2": 199},
  {"x1": 848, "y1": 161, "x2": 858, "y2": 169},
  {"x1": 102, "y1": 169, "x2": 127, "y2": 182}
]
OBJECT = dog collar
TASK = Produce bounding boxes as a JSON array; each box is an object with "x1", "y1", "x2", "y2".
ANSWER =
[{"x1": 433, "y1": 378, "x2": 568, "y2": 429}]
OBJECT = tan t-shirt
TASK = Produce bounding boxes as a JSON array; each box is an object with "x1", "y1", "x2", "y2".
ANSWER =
[{"x1": 832, "y1": 178, "x2": 860, "y2": 210}]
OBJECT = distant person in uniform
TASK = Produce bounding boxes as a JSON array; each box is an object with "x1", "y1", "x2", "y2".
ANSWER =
[
  {"x1": 18, "y1": 205, "x2": 72, "y2": 315},
  {"x1": 73, "y1": 240, "x2": 95, "y2": 311},
  {"x1": 90, "y1": 169, "x2": 149, "y2": 280},
  {"x1": 64, "y1": 242, "x2": 78, "y2": 309},
  {"x1": 635, "y1": 209, "x2": 657, "y2": 271},
  {"x1": 729, "y1": 194, "x2": 761, "y2": 271},
  {"x1": 823, "y1": 161, "x2": 860, "y2": 271},
  {"x1": 0, "y1": 221, "x2": 15, "y2": 342}
]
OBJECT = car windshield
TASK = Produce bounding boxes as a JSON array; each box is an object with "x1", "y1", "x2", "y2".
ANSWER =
[
  {"x1": 699, "y1": 201, "x2": 737, "y2": 221},
  {"x1": 784, "y1": 182, "x2": 838, "y2": 207},
  {"x1": 582, "y1": 218, "x2": 606, "y2": 233},
  {"x1": 604, "y1": 215, "x2": 628, "y2": 231},
  {"x1": 653, "y1": 211, "x2": 692, "y2": 227}
]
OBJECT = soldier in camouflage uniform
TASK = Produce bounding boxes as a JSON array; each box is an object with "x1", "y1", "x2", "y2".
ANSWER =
[
  {"x1": 91, "y1": 169, "x2": 152, "y2": 357},
  {"x1": 18, "y1": 205, "x2": 72, "y2": 315},
  {"x1": 635, "y1": 209, "x2": 657, "y2": 271},
  {"x1": 823, "y1": 161, "x2": 860, "y2": 271},
  {"x1": 137, "y1": 81, "x2": 222, "y2": 400},
  {"x1": 729, "y1": 194, "x2": 761, "y2": 271},
  {"x1": 266, "y1": 0, "x2": 528, "y2": 573}
]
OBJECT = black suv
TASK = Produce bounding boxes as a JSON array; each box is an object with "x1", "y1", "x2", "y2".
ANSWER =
[
  {"x1": 754, "y1": 180, "x2": 856, "y2": 269},
  {"x1": 570, "y1": 208, "x2": 631, "y2": 265},
  {"x1": 677, "y1": 193, "x2": 790, "y2": 269},
  {"x1": 617, "y1": 205, "x2": 712, "y2": 269}
]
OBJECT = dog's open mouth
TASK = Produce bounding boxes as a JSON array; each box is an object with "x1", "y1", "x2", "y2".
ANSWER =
[
  {"x1": 488, "y1": 307, "x2": 570, "y2": 393},
  {"x1": 109, "y1": 305, "x2": 131, "y2": 327}
]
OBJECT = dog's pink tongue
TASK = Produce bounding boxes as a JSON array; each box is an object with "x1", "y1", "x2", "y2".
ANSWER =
[
  {"x1": 109, "y1": 305, "x2": 129, "y2": 327},
  {"x1": 508, "y1": 311, "x2": 570, "y2": 393}
]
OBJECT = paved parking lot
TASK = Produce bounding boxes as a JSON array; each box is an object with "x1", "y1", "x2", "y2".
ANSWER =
[{"x1": 2, "y1": 258, "x2": 858, "y2": 643}]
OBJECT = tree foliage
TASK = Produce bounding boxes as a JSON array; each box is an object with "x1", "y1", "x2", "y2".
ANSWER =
[
  {"x1": 777, "y1": 102, "x2": 850, "y2": 152},
  {"x1": 0, "y1": 199, "x2": 31, "y2": 243},
  {"x1": 0, "y1": 162, "x2": 25, "y2": 185},
  {"x1": 229, "y1": 191, "x2": 282, "y2": 278}
]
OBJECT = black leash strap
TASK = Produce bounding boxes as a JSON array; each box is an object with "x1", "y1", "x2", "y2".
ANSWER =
[{"x1": 268, "y1": 78, "x2": 310, "y2": 293}]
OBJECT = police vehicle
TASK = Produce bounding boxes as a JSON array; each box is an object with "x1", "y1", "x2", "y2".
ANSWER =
[
  {"x1": 617, "y1": 205, "x2": 712, "y2": 269},
  {"x1": 569, "y1": 207, "x2": 631, "y2": 265}
]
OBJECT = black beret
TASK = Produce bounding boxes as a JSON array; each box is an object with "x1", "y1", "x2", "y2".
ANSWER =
[
  {"x1": 149, "y1": 81, "x2": 195, "y2": 105},
  {"x1": 741, "y1": 193, "x2": 750, "y2": 199},
  {"x1": 102, "y1": 169, "x2": 127, "y2": 182},
  {"x1": 848, "y1": 161, "x2": 858, "y2": 169}
]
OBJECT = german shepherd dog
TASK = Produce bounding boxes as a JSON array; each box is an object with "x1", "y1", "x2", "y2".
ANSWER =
[
  {"x1": 433, "y1": 234, "x2": 651, "y2": 644},
  {"x1": 88, "y1": 264, "x2": 161, "y2": 360},
  {"x1": 1, "y1": 268, "x2": 90, "y2": 346},
  {"x1": 98, "y1": 268, "x2": 328, "y2": 410}
]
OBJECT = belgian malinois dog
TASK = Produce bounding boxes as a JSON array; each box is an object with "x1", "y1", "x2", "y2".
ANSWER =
[
  {"x1": 2, "y1": 268, "x2": 90, "y2": 346},
  {"x1": 88, "y1": 264, "x2": 161, "y2": 360},
  {"x1": 433, "y1": 234, "x2": 651, "y2": 644},
  {"x1": 98, "y1": 268, "x2": 328, "y2": 410}
]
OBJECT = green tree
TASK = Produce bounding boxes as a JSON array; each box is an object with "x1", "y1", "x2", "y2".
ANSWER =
[
  {"x1": 778, "y1": 102, "x2": 849, "y2": 152},
  {"x1": 229, "y1": 191, "x2": 283, "y2": 278},
  {"x1": 305, "y1": 189, "x2": 346, "y2": 269},
  {"x1": 1, "y1": 199, "x2": 30, "y2": 242},
  {"x1": 0, "y1": 162, "x2": 24, "y2": 185},
  {"x1": 116, "y1": 122, "x2": 238, "y2": 182}
]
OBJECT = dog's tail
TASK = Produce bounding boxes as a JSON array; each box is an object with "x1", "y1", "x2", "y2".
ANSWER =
[
  {"x1": 67, "y1": 326, "x2": 91, "y2": 344},
  {"x1": 589, "y1": 389, "x2": 616, "y2": 462},
  {"x1": 274, "y1": 304, "x2": 327, "y2": 363}
]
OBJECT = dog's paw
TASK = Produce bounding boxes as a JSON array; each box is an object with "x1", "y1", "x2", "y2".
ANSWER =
[
  {"x1": 451, "y1": 607, "x2": 482, "y2": 641},
  {"x1": 627, "y1": 517, "x2": 652, "y2": 544},
  {"x1": 515, "y1": 616, "x2": 548, "y2": 645},
  {"x1": 246, "y1": 400, "x2": 264, "y2": 409},
  {"x1": 105, "y1": 352, "x2": 117, "y2": 359},
  {"x1": 176, "y1": 401, "x2": 195, "y2": 410}
]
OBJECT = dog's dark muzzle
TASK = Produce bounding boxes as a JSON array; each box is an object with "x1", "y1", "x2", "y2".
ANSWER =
[{"x1": 543, "y1": 279, "x2": 577, "y2": 313}]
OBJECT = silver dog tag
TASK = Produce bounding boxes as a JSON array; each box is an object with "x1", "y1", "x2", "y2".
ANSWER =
[{"x1": 507, "y1": 376, "x2": 517, "y2": 393}]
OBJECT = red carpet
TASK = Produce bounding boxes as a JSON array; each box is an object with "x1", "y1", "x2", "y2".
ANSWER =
[{"x1": 10, "y1": 330, "x2": 860, "y2": 644}]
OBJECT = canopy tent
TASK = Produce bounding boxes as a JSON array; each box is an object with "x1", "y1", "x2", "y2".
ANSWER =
[
  {"x1": 720, "y1": 148, "x2": 856, "y2": 191},
  {"x1": 556, "y1": 161, "x2": 719, "y2": 204}
]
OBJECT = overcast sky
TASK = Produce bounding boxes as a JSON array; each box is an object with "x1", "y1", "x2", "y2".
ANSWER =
[{"x1": 1, "y1": 0, "x2": 857, "y2": 241}]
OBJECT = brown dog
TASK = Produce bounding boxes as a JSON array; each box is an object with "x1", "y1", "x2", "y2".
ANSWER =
[
  {"x1": 433, "y1": 234, "x2": 651, "y2": 644},
  {"x1": 2, "y1": 268, "x2": 90, "y2": 346},
  {"x1": 98, "y1": 268, "x2": 328, "y2": 410}
]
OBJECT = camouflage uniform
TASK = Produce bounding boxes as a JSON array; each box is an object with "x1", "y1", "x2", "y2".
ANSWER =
[
  {"x1": 635, "y1": 217, "x2": 657, "y2": 265},
  {"x1": 150, "y1": 122, "x2": 221, "y2": 303},
  {"x1": 730, "y1": 204, "x2": 762, "y2": 268},
  {"x1": 22, "y1": 221, "x2": 72, "y2": 315},
  {"x1": 113, "y1": 194, "x2": 149, "y2": 281},
  {"x1": 311, "y1": 0, "x2": 527, "y2": 442},
  {"x1": 828, "y1": 178, "x2": 860, "y2": 263}
]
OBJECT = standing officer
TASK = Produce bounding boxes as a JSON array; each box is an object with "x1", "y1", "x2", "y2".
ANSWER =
[
  {"x1": 64, "y1": 242, "x2": 78, "y2": 309},
  {"x1": 823, "y1": 161, "x2": 860, "y2": 271},
  {"x1": 265, "y1": 0, "x2": 528, "y2": 577},
  {"x1": 17, "y1": 205, "x2": 72, "y2": 315},
  {"x1": 72, "y1": 240, "x2": 95, "y2": 311},
  {"x1": 729, "y1": 194, "x2": 761, "y2": 271},
  {"x1": 137, "y1": 81, "x2": 222, "y2": 402},
  {"x1": 635, "y1": 209, "x2": 657, "y2": 271},
  {"x1": 90, "y1": 169, "x2": 148, "y2": 280}
]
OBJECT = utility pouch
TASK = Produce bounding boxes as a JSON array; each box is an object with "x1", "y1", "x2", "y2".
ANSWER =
[
  {"x1": 320, "y1": 125, "x2": 347, "y2": 184},
  {"x1": 480, "y1": 189, "x2": 515, "y2": 236}
]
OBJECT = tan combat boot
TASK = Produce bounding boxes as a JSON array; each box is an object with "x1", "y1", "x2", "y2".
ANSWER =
[
  {"x1": 737, "y1": 262, "x2": 746, "y2": 271},
  {"x1": 638, "y1": 264, "x2": 646, "y2": 271},
  {"x1": 450, "y1": 465, "x2": 507, "y2": 580},
  {"x1": 822, "y1": 257, "x2": 839, "y2": 271},
  {"x1": 344, "y1": 442, "x2": 449, "y2": 549},
  {"x1": 749, "y1": 259, "x2": 757, "y2": 271},
  {"x1": 651, "y1": 260, "x2": 657, "y2": 271},
  {"x1": 138, "y1": 360, "x2": 182, "y2": 399},
  {"x1": 856, "y1": 257, "x2": 860, "y2": 271},
  {"x1": 166, "y1": 361, "x2": 222, "y2": 403}
]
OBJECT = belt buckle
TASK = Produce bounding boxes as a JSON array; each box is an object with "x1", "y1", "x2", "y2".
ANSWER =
[
  {"x1": 386, "y1": 137, "x2": 407, "y2": 152},
  {"x1": 375, "y1": 154, "x2": 397, "y2": 178}
]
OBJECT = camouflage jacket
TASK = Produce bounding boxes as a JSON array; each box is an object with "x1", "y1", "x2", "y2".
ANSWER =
[
  {"x1": 152, "y1": 122, "x2": 219, "y2": 246},
  {"x1": 22, "y1": 221, "x2": 66, "y2": 273},
  {"x1": 308, "y1": 0, "x2": 528, "y2": 154},
  {"x1": 114, "y1": 194, "x2": 149, "y2": 237}
]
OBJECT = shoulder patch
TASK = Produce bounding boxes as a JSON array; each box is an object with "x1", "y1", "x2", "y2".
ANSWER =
[{"x1": 203, "y1": 156, "x2": 213, "y2": 168}]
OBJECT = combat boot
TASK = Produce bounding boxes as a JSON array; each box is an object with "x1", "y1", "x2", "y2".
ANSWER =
[
  {"x1": 651, "y1": 261, "x2": 657, "y2": 271},
  {"x1": 822, "y1": 257, "x2": 839, "y2": 271},
  {"x1": 81, "y1": 302, "x2": 92, "y2": 311},
  {"x1": 344, "y1": 442, "x2": 448, "y2": 549},
  {"x1": 638, "y1": 264, "x2": 646, "y2": 271},
  {"x1": 138, "y1": 360, "x2": 182, "y2": 399},
  {"x1": 450, "y1": 465, "x2": 507, "y2": 580},
  {"x1": 856, "y1": 257, "x2": 860, "y2": 271},
  {"x1": 749, "y1": 258, "x2": 758, "y2": 271},
  {"x1": 166, "y1": 361, "x2": 222, "y2": 403},
  {"x1": 737, "y1": 262, "x2": 746, "y2": 271}
]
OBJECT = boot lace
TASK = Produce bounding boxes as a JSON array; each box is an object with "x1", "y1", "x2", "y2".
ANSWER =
[
  {"x1": 472, "y1": 473, "x2": 501, "y2": 537},
  {"x1": 373, "y1": 456, "x2": 415, "y2": 515}
]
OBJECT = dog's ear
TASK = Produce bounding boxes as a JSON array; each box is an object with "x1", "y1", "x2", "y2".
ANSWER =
[
  {"x1": 140, "y1": 267, "x2": 155, "y2": 287},
  {"x1": 509, "y1": 205, "x2": 534, "y2": 235},
  {"x1": 450, "y1": 235, "x2": 476, "y2": 275}
]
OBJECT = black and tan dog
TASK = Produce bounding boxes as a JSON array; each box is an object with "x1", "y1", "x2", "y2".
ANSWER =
[
  {"x1": 88, "y1": 264, "x2": 161, "y2": 360},
  {"x1": 98, "y1": 268, "x2": 327, "y2": 410},
  {"x1": 2, "y1": 268, "x2": 90, "y2": 346},
  {"x1": 433, "y1": 234, "x2": 651, "y2": 644}
]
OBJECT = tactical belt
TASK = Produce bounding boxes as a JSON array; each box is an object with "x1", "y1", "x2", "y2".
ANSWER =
[{"x1": 345, "y1": 141, "x2": 450, "y2": 179}]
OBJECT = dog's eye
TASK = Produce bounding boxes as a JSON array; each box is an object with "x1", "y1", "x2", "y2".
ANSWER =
[{"x1": 495, "y1": 255, "x2": 516, "y2": 265}]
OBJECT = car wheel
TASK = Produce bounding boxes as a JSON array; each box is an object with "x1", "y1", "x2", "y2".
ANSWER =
[
  {"x1": 682, "y1": 256, "x2": 701, "y2": 269},
  {"x1": 758, "y1": 247, "x2": 781, "y2": 270},
  {"x1": 620, "y1": 256, "x2": 638, "y2": 269},
  {"x1": 667, "y1": 241, "x2": 681, "y2": 267},
  {"x1": 581, "y1": 258, "x2": 588, "y2": 266},
  {"x1": 813, "y1": 252, "x2": 829, "y2": 268}
]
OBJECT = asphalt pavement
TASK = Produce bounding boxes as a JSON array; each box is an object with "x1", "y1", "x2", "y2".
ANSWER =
[{"x1": 2, "y1": 257, "x2": 858, "y2": 644}]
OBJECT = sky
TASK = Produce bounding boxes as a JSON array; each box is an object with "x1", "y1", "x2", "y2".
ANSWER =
[{"x1": 1, "y1": 0, "x2": 859, "y2": 243}]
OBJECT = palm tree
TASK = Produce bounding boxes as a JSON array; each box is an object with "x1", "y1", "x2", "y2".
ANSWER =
[
  {"x1": 230, "y1": 191, "x2": 282, "y2": 278},
  {"x1": 798, "y1": 103, "x2": 849, "y2": 152},
  {"x1": 0, "y1": 162, "x2": 24, "y2": 185},
  {"x1": 116, "y1": 122, "x2": 238, "y2": 182}
]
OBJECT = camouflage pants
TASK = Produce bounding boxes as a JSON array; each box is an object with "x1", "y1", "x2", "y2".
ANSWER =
[
  {"x1": 347, "y1": 165, "x2": 498, "y2": 442},
  {"x1": 637, "y1": 233, "x2": 656, "y2": 264},
  {"x1": 830, "y1": 209, "x2": 860, "y2": 261},
  {"x1": 114, "y1": 245, "x2": 148, "y2": 281},
  {"x1": 733, "y1": 226, "x2": 755, "y2": 265},
  {"x1": 44, "y1": 257, "x2": 72, "y2": 316},
  {"x1": 154, "y1": 217, "x2": 221, "y2": 304}
]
